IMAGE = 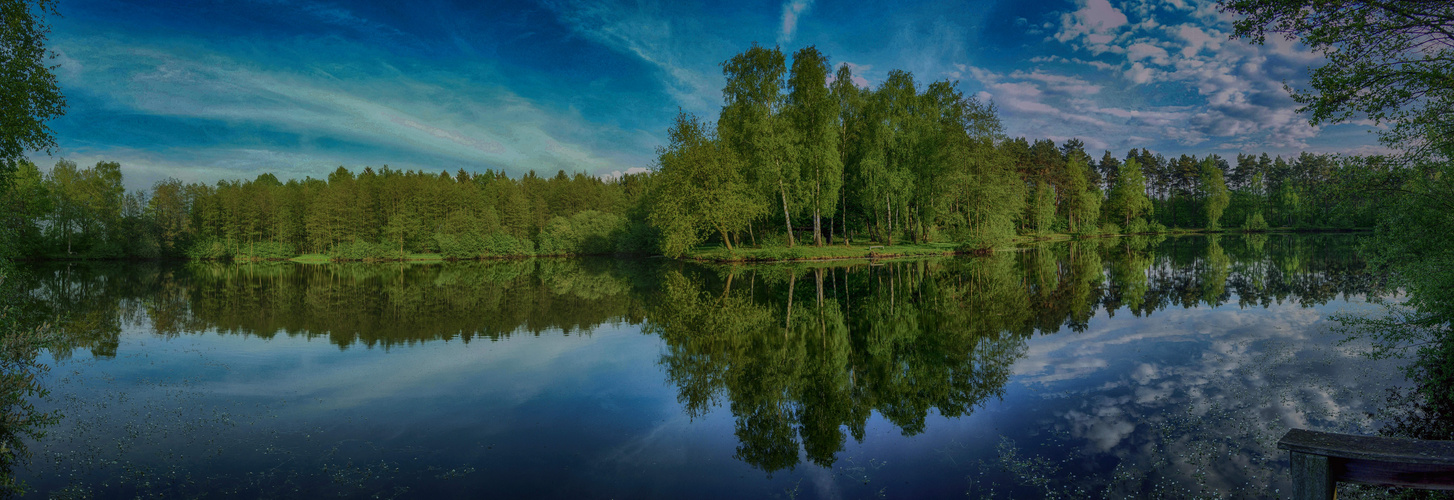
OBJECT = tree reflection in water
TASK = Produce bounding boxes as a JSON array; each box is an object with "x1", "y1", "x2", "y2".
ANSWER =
[{"x1": 10, "y1": 233, "x2": 1388, "y2": 487}]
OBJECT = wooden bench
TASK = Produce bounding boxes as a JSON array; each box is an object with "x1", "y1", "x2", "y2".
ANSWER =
[{"x1": 1279, "y1": 428, "x2": 1454, "y2": 499}]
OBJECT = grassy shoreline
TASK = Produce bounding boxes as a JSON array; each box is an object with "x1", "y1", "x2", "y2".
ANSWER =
[
  {"x1": 679, "y1": 227, "x2": 1371, "y2": 263},
  {"x1": 15, "y1": 227, "x2": 1371, "y2": 264}
]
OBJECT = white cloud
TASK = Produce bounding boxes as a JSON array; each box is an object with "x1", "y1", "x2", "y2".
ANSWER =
[
  {"x1": 600, "y1": 166, "x2": 651, "y2": 182},
  {"x1": 1055, "y1": 0, "x2": 1130, "y2": 54},
  {"x1": 55, "y1": 39, "x2": 655, "y2": 184},
  {"x1": 545, "y1": 0, "x2": 721, "y2": 115},
  {"x1": 1044, "y1": 0, "x2": 1331, "y2": 151},
  {"x1": 777, "y1": 0, "x2": 814, "y2": 46},
  {"x1": 1125, "y1": 42, "x2": 1170, "y2": 65}
]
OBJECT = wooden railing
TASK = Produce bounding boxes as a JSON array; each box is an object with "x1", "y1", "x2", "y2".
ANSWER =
[{"x1": 1278, "y1": 428, "x2": 1454, "y2": 499}]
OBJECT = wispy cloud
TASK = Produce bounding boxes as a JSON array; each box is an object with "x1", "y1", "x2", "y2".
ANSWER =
[
  {"x1": 54, "y1": 38, "x2": 654, "y2": 183},
  {"x1": 777, "y1": 0, "x2": 814, "y2": 46},
  {"x1": 543, "y1": 0, "x2": 722, "y2": 115}
]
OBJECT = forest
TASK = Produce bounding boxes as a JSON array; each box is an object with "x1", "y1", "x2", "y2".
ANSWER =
[{"x1": 0, "y1": 45, "x2": 1393, "y2": 263}]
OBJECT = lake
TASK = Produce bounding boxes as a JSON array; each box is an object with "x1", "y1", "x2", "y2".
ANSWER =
[{"x1": 13, "y1": 233, "x2": 1404, "y2": 498}]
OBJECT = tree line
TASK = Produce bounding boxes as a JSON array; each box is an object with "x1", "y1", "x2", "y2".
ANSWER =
[
  {"x1": 0, "y1": 46, "x2": 1394, "y2": 262},
  {"x1": 0, "y1": 150, "x2": 1381, "y2": 263},
  {"x1": 3, "y1": 160, "x2": 655, "y2": 260}
]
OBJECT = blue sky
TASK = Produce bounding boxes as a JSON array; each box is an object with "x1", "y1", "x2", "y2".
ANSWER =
[{"x1": 40, "y1": 0, "x2": 1387, "y2": 189}]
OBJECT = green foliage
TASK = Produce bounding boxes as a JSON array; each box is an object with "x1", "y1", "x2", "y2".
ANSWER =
[
  {"x1": 236, "y1": 241, "x2": 295, "y2": 261},
  {"x1": 612, "y1": 220, "x2": 657, "y2": 255},
  {"x1": 186, "y1": 238, "x2": 235, "y2": 260},
  {"x1": 1125, "y1": 218, "x2": 1150, "y2": 234},
  {"x1": 719, "y1": 44, "x2": 795, "y2": 246},
  {"x1": 1063, "y1": 154, "x2": 1101, "y2": 234},
  {"x1": 538, "y1": 210, "x2": 627, "y2": 255},
  {"x1": 1200, "y1": 158, "x2": 1230, "y2": 230},
  {"x1": 186, "y1": 238, "x2": 295, "y2": 261},
  {"x1": 958, "y1": 224, "x2": 1014, "y2": 251},
  {"x1": 481, "y1": 233, "x2": 535, "y2": 257},
  {"x1": 1024, "y1": 181, "x2": 1056, "y2": 235},
  {"x1": 649, "y1": 113, "x2": 760, "y2": 257},
  {"x1": 1224, "y1": 0, "x2": 1454, "y2": 162},
  {"x1": 0, "y1": 0, "x2": 66, "y2": 177},
  {"x1": 786, "y1": 46, "x2": 843, "y2": 246},
  {"x1": 1242, "y1": 212, "x2": 1269, "y2": 232},
  {"x1": 1104, "y1": 158, "x2": 1153, "y2": 227},
  {"x1": 433, "y1": 233, "x2": 487, "y2": 260}
]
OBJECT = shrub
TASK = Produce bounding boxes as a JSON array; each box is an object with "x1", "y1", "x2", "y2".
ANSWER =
[
  {"x1": 434, "y1": 233, "x2": 487, "y2": 260},
  {"x1": 186, "y1": 238, "x2": 234, "y2": 260},
  {"x1": 614, "y1": 221, "x2": 658, "y2": 255},
  {"x1": 758, "y1": 232, "x2": 789, "y2": 247},
  {"x1": 235, "y1": 241, "x2": 295, "y2": 261},
  {"x1": 482, "y1": 233, "x2": 534, "y2": 257},
  {"x1": 1125, "y1": 218, "x2": 1150, "y2": 234},
  {"x1": 1099, "y1": 222, "x2": 1122, "y2": 235},
  {"x1": 1243, "y1": 212, "x2": 1269, "y2": 232},
  {"x1": 537, "y1": 211, "x2": 627, "y2": 255},
  {"x1": 959, "y1": 224, "x2": 1016, "y2": 252}
]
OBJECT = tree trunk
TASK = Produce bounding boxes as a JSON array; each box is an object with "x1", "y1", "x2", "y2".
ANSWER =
[
  {"x1": 841, "y1": 181, "x2": 849, "y2": 246},
  {"x1": 885, "y1": 195, "x2": 893, "y2": 246},
  {"x1": 719, "y1": 226, "x2": 735, "y2": 252},
  {"x1": 779, "y1": 179, "x2": 795, "y2": 247},
  {"x1": 813, "y1": 209, "x2": 822, "y2": 247}
]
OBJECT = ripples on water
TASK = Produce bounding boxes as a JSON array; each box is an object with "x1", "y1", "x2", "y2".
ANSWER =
[{"x1": 13, "y1": 234, "x2": 1405, "y2": 498}]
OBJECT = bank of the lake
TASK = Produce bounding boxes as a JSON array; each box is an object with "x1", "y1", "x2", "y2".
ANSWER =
[{"x1": 679, "y1": 227, "x2": 1371, "y2": 263}]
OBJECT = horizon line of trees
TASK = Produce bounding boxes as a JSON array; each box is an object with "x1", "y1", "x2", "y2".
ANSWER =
[
  {"x1": 0, "y1": 146, "x2": 1386, "y2": 262},
  {"x1": 0, "y1": 47, "x2": 1394, "y2": 263}
]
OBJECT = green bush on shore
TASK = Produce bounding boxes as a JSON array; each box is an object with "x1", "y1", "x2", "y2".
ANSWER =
[{"x1": 1243, "y1": 212, "x2": 1269, "y2": 232}]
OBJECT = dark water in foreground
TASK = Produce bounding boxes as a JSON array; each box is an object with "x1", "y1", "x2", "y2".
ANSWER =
[{"x1": 15, "y1": 234, "x2": 1403, "y2": 498}]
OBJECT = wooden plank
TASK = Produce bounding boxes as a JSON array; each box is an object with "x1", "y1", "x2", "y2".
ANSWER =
[
  {"x1": 1279, "y1": 429, "x2": 1454, "y2": 466},
  {"x1": 1339, "y1": 458, "x2": 1454, "y2": 490},
  {"x1": 1289, "y1": 452, "x2": 1336, "y2": 500}
]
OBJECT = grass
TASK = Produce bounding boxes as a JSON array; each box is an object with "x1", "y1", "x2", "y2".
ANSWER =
[
  {"x1": 288, "y1": 254, "x2": 331, "y2": 263},
  {"x1": 683, "y1": 242, "x2": 964, "y2": 263},
  {"x1": 288, "y1": 253, "x2": 447, "y2": 263}
]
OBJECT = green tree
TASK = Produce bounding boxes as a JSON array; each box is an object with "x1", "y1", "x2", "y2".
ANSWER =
[
  {"x1": 649, "y1": 113, "x2": 758, "y2": 257},
  {"x1": 1, "y1": 160, "x2": 47, "y2": 258},
  {"x1": 719, "y1": 44, "x2": 796, "y2": 246},
  {"x1": 1200, "y1": 157, "x2": 1230, "y2": 230},
  {"x1": 1224, "y1": 1, "x2": 1454, "y2": 161},
  {"x1": 0, "y1": 0, "x2": 65, "y2": 178},
  {"x1": 1063, "y1": 153, "x2": 1100, "y2": 234},
  {"x1": 1105, "y1": 158, "x2": 1152, "y2": 228},
  {"x1": 786, "y1": 47, "x2": 842, "y2": 246}
]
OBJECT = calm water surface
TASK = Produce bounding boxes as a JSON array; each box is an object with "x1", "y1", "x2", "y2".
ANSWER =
[{"x1": 17, "y1": 234, "x2": 1402, "y2": 498}]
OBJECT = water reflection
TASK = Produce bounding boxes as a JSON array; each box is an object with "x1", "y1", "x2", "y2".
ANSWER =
[{"x1": 13, "y1": 233, "x2": 1388, "y2": 494}]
